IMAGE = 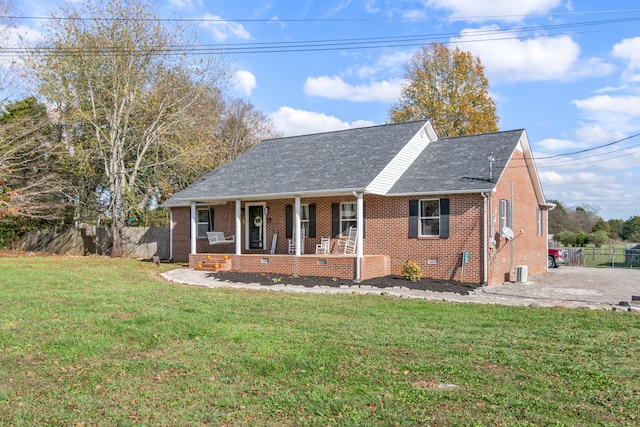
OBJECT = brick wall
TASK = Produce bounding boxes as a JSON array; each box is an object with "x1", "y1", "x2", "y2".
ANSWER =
[
  {"x1": 487, "y1": 150, "x2": 548, "y2": 284},
  {"x1": 171, "y1": 153, "x2": 546, "y2": 285}
]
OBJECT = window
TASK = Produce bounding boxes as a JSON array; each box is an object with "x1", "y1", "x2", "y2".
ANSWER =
[
  {"x1": 409, "y1": 199, "x2": 448, "y2": 239},
  {"x1": 300, "y1": 204, "x2": 309, "y2": 237},
  {"x1": 537, "y1": 207, "x2": 543, "y2": 237},
  {"x1": 499, "y1": 199, "x2": 511, "y2": 234},
  {"x1": 419, "y1": 199, "x2": 440, "y2": 236},
  {"x1": 196, "y1": 208, "x2": 211, "y2": 238},
  {"x1": 340, "y1": 202, "x2": 357, "y2": 236}
]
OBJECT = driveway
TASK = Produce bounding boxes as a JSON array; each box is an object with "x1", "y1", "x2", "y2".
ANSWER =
[
  {"x1": 161, "y1": 267, "x2": 640, "y2": 311},
  {"x1": 480, "y1": 267, "x2": 640, "y2": 310}
]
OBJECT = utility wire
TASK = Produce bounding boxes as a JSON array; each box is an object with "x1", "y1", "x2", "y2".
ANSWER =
[
  {"x1": 3, "y1": 15, "x2": 640, "y2": 56},
  {"x1": 5, "y1": 8, "x2": 640, "y2": 22}
]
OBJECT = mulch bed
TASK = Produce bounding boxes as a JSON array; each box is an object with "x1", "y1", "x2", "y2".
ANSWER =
[{"x1": 211, "y1": 271, "x2": 482, "y2": 295}]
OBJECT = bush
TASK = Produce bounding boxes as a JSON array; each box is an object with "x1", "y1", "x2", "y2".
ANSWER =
[{"x1": 402, "y1": 260, "x2": 421, "y2": 282}]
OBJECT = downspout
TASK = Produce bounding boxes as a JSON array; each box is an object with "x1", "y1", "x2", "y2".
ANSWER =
[
  {"x1": 482, "y1": 192, "x2": 489, "y2": 285},
  {"x1": 235, "y1": 200, "x2": 241, "y2": 255},
  {"x1": 510, "y1": 182, "x2": 514, "y2": 273},
  {"x1": 169, "y1": 209, "x2": 173, "y2": 260},
  {"x1": 355, "y1": 192, "x2": 364, "y2": 282},
  {"x1": 190, "y1": 202, "x2": 197, "y2": 255}
]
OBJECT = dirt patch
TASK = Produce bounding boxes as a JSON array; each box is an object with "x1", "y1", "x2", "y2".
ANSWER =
[{"x1": 211, "y1": 271, "x2": 482, "y2": 295}]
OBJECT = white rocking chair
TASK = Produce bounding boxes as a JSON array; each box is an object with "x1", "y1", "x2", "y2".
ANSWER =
[
  {"x1": 288, "y1": 227, "x2": 305, "y2": 254},
  {"x1": 315, "y1": 237, "x2": 330, "y2": 255},
  {"x1": 343, "y1": 227, "x2": 357, "y2": 254}
]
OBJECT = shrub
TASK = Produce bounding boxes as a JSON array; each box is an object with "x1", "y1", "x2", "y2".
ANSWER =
[{"x1": 401, "y1": 260, "x2": 421, "y2": 282}]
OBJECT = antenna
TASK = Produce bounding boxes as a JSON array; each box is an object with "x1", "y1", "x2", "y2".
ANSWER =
[{"x1": 488, "y1": 155, "x2": 495, "y2": 180}]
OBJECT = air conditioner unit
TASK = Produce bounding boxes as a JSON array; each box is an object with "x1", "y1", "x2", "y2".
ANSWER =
[{"x1": 515, "y1": 265, "x2": 528, "y2": 282}]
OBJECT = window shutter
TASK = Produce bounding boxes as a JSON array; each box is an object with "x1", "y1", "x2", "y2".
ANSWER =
[
  {"x1": 439, "y1": 198, "x2": 450, "y2": 239},
  {"x1": 409, "y1": 200, "x2": 419, "y2": 238},
  {"x1": 285, "y1": 205, "x2": 292, "y2": 238},
  {"x1": 208, "y1": 208, "x2": 214, "y2": 232},
  {"x1": 507, "y1": 200, "x2": 513, "y2": 229},
  {"x1": 308, "y1": 204, "x2": 316, "y2": 238},
  {"x1": 332, "y1": 203, "x2": 340, "y2": 238}
]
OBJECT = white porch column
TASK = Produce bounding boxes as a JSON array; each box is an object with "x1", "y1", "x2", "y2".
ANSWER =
[
  {"x1": 355, "y1": 192, "x2": 364, "y2": 281},
  {"x1": 294, "y1": 196, "x2": 301, "y2": 256},
  {"x1": 235, "y1": 200, "x2": 242, "y2": 255},
  {"x1": 190, "y1": 202, "x2": 197, "y2": 255}
]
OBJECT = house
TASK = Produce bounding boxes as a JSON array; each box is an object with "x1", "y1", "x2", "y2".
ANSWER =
[{"x1": 164, "y1": 120, "x2": 551, "y2": 286}]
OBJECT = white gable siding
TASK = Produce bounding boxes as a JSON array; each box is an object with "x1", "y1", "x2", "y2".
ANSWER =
[{"x1": 366, "y1": 123, "x2": 437, "y2": 195}]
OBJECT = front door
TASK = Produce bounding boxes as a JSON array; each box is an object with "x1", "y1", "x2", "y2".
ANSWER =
[{"x1": 247, "y1": 205, "x2": 264, "y2": 250}]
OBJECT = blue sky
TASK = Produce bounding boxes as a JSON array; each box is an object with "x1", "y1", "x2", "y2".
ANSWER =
[{"x1": 11, "y1": 0, "x2": 640, "y2": 220}]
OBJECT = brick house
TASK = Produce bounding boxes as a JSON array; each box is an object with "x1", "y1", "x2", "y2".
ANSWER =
[{"x1": 164, "y1": 120, "x2": 551, "y2": 286}]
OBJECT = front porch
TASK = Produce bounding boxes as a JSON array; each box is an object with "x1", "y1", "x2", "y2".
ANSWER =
[{"x1": 189, "y1": 253, "x2": 390, "y2": 281}]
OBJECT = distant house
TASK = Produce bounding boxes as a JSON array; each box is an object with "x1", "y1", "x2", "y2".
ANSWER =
[{"x1": 164, "y1": 120, "x2": 551, "y2": 286}]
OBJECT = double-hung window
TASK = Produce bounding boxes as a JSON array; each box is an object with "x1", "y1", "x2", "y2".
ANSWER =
[
  {"x1": 196, "y1": 208, "x2": 211, "y2": 238},
  {"x1": 419, "y1": 199, "x2": 440, "y2": 236},
  {"x1": 499, "y1": 199, "x2": 512, "y2": 235},
  {"x1": 340, "y1": 202, "x2": 357, "y2": 236},
  {"x1": 300, "y1": 204, "x2": 309, "y2": 237}
]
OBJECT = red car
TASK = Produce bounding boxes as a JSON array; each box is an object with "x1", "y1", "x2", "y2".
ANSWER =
[{"x1": 548, "y1": 248, "x2": 568, "y2": 268}]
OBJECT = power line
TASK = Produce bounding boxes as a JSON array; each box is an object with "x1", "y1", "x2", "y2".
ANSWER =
[
  {"x1": 5, "y1": 8, "x2": 640, "y2": 22},
  {"x1": 3, "y1": 15, "x2": 640, "y2": 57}
]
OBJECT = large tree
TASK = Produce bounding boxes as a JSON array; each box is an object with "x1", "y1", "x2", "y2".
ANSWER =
[
  {"x1": 389, "y1": 42, "x2": 499, "y2": 137},
  {"x1": 31, "y1": 0, "x2": 232, "y2": 255},
  {"x1": 0, "y1": 97, "x2": 70, "y2": 220}
]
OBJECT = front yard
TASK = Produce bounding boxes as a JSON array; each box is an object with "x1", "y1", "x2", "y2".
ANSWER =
[{"x1": 1, "y1": 255, "x2": 639, "y2": 425}]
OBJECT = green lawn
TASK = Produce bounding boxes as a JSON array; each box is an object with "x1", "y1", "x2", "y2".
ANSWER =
[{"x1": 1, "y1": 255, "x2": 639, "y2": 426}]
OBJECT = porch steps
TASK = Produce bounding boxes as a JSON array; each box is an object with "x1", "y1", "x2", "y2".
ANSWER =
[{"x1": 196, "y1": 255, "x2": 232, "y2": 272}]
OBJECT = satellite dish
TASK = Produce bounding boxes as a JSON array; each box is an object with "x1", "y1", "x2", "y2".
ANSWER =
[{"x1": 502, "y1": 227, "x2": 514, "y2": 241}]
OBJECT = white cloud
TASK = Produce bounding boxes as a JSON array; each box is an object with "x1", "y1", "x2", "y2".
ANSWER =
[
  {"x1": 453, "y1": 27, "x2": 593, "y2": 82},
  {"x1": 575, "y1": 123, "x2": 626, "y2": 144},
  {"x1": 351, "y1": 50, "x2": 412, "y2": 79},
  {"x1": 269, "y1": 106, "x2": 376, "y2": 137},
  {"x1": 232, "y1": 70, "x2": 256, "y2": 96},
  {"x1": 0, "y1": 24, "x2": 43, "y2": 67},
  {"x1": 167, "y1": 0, "x2": 202, "y2": 10},
  {"x1": 303, "y1": 75, "x2": 402, "y2": 102},
  {"x1": 612, "y1": 37, "x2": 640, "y2": 69},
  {"x1": 200, "y1": 14, "x2": 250, "y2": 42},
  {"x1": 535, "y1": 138, "x2": 585, "y2": 152},
  {"x1": 572, "y1": 95, "x2": 640, "y2": 118},
  {"x1": 426, "y1": 0, "x2": 562, "y2": 21}
]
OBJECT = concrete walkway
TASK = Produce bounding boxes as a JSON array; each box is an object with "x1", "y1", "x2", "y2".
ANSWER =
[{"x1": 161, "y1": 267, "x2": 640, "y2": 312}]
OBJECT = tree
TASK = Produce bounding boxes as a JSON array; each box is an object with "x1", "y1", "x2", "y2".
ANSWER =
[
  {"x1": 389, "y1": 42, "x2": 499, "y2": 137},
  {"x1": 621, "y1": 216, "x2": 640, "y2": 242},
  {"x1": 31, "y1": 0, "x2": 232, "y2": 256},
  {"x1": 0, "y1": 97, "x2": 70, "y2": 220}
]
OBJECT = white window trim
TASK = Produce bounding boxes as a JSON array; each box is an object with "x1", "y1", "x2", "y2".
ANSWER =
[
  {"x1": 536, "y1": 207, "x2": 543, "y2": 237},
  {"x1": 419, "y1": 199, "x2": 440, "y2": 237},
  {"x1": 300, "y1": 204, "x2": 309, "y2": 237},
  {"x1": 340, "y1": 202, "x2": 357, "y2": 237},
  {"x1": 196, "y1": 208, "x2": 210, "y2": 238},
  {"x1": 499, "y1": 199, "x2": 508, "y2": 233}
]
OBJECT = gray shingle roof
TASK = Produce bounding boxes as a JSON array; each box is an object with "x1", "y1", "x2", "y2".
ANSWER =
[
  {"x1": 164, "y1": 121, "x2": 527, "y2": 207},
  {"x1": 388, "y1": 129, "x2": 524, "y2": 194},
  {"x1": 164, "y1": 121, "x2": 429, "y2": 206}
]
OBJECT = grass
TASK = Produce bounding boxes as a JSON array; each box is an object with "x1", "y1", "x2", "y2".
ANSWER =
[{"x1": 1, "y1": 255, "x2": 639, "y2": 426}]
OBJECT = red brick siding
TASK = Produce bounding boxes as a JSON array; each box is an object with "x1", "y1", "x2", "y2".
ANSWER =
[
  {"x1": 172, "y1": 154, "x2": 546, "y2": 284},
  {"x1": 487, "y1": 150, "x2": 547, "y2": 284}
]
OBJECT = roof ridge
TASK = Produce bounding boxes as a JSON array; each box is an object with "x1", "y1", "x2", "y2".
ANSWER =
[{"x1": 262, "y1": 120, "x2": 429, "y2": 142}]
